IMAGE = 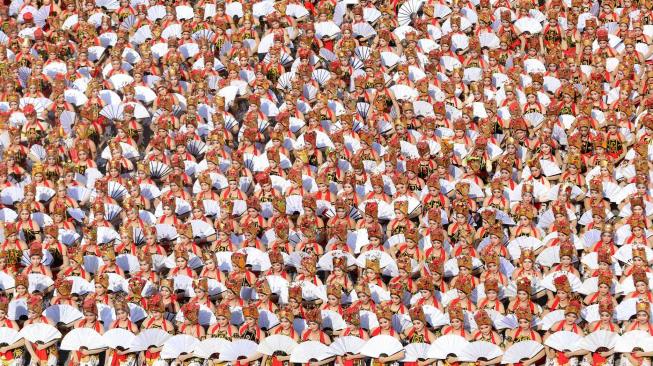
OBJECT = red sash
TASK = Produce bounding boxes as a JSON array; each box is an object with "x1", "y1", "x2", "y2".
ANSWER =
[
  {"x1": 0, "y1": 320, "x2": 14, "y2": 361},
  {"x1": 592, "y1": 353, "x2": 607, "y2": 366},
  {"x1": 556, "y1": 352, "x2": 569, "y2": 365},
  {"x1": 111, "y1": 353, "x2": 128, "y2": 366},
  {"x1": 144, "y1": 350, "x2": 160, "y2": 361}
]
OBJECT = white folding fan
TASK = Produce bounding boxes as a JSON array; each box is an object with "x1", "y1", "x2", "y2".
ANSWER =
[
  {"x1": 190, "y1": 220, "x2": 216, "y2": 239},
  {"x1": 134, "y1": 85, "x2": 156, "y2": 104},
  {"x1": 28, "y1": 273, "x2": 53, "y2": 293},
  {"x1": 96, "y1": 0, "x2": 118, "y2": 10},
  {"x1": 28, "y1": 144, "x2": 47, "y2": 162},
  {"x1": 131, "y1": 329, "x2": 172, "y2": 352},
  {"x1": 108, "y1": 74, "x2": 134, "y2": 90},
  {"x1": 191, "y1": 29, "x2": 214, "y2": 41},
  {"x1": 161, "y1": 335, "x2": 200, "y2": 359},
  {"x1": 421, "y1": 306, "x2": 449, "y2": 328},
  {"x1": 220, "y1": 339, "x2": 258, "y2": 362},
  {"x1": 161, "y1": 23, "x2": 181, "y2": 39},
  {"x1": 402, "y1": 343, "x2": 430, "y2": 362},
  {"x1": 21, "y1": 249, "x2": 53, "y2": 267},
  {"x1": 60, "y1": 328, "x2": 106, "y2": 351},
  {"x1": 397, "y1": 0, "x2": 422, "y2": 26},
  {"x1": 360, "y1": 335, "x2": 403, "y2": 358},
  {"x1": 314, "y1": 21, "x2": 340, "y2": 39},
  {"x1": 192, "y1": 338, "x2": 231, "y2": 359},
  {"x1": 43, "y1": 304, "x2": 83, "y2": 326},
  {"x1": 127, "y1": 26, "x2": 152, "y2": 47},
  {"x1": 105, "y1": 273, "x2": 129, "y2": 293},
  {"x1": 35, "y1": 186, "x2": 55, "y2": 202},
  {"x1": 257, "y1": 335, "x2": 298, "y2": 356},
  {"x1": 285, "y1": 3, "x2": 308, "y2": 18},
  {"x1": 265, "y1": 275, "x2": 289, "y2": 303},
  {"x1": 251, "y1": 1, "x2": 274, "y2": 17},
  {"x1": 103, "y1": 328, "x2": 137, "y2": 350},
  {"x1": 289, "y1": 341, "x2": 333, "y2": 363},
  {"x1": 317, "y1": 251, "x2": 357, "y2": 271},
  {"x1": 614, "y1": 330, "x2": 653, "y2": 353},
  {"x1": 329, "y1": 336, "x2": 365, "y2": 356},
  {"x1": 359, "y1": 310, "x2": 379, "y2": 330},
  {"x1": 479, "y1": 32, "x2": 500, "y2": 49},
  {"x1": 614, "y1": 298, "x2": 653, "y2": 321},
  {"x1": 96, "y1": 226, "x2": 120, "y2": 244},
  {"x1": 8, "y1": 299, "x2": 27, "y2": 321},
  {"x1": 443, "y1": 257, "x2": 484, "y2": 277},
  {"x1": 155, "y1": 224, "x2": 178, "y2": 241},
  {"x1": 613, "y1": 245, "x2": 653, "y2": 264},
  {"x1": 0, "y1": 328, "x2": 21, "y2": 346},
  {"x1": 128, "y1": 303, "x2": 148, "y2": 323},
  {"x1": 19, "y1": 323, "x2": 61, "y2": 343},
  {"x1": 258, "y1": 310, "x2": 280, "y2": 331},
  {"x1": 223, "y1": 2, "x2": 242, "y2": 18},
  {"x1": 321, "y1": 310, "x2": 347, "y2": 331},
  {"x1": 501, "y1": 341, "x2": 544, "y2": 364},
  {"x1": 515, "y1": 17, "x2": 543, "y2": 34},
  {"x1": 427, "y1": 335, "x2": 470, "y2": 359},
  {"x1": 99, "y1": 104, "x2": 124, "y2": 121},
  {"x1": 457, "y1": 341, "x2": 503, "y2": 362},
  {"x1": 579, "y1": 330, "x2": 619, "y2": 352},
  {"x1": 30, "y1": 213, "x2": 53, "y2": 228},
  {"x1": 0, "y1": 208, "x2": 16, "y2": 224},
  {"x1": 41, "y1": 62, "x2": 67, "y2": 78},
  {"x1": 115, "y1": 254, "x2": 140, "y2": 273},
  {"x1": 179, "y1": 43, "x2": 199, "y2": 59},
  {"x1": 356, "y1": 250, "x2": 398, "y2": 277},
  {"x1": 106, "y1": 181, "x2": 128, "y2": 200},
  {"x1": 296, "y1": 281, "x2": 327, "y2": 302},
  {"x1": 175, "y1": 5, "x2": 193, "y2": 19},
  {"x1": 534, "y1": 246, "x2": 562, "y2": 268},
  {"x1": 507, "y1": 237, "x2": 544, "y2": 259},
  {"x1": 311, "y1": 69, "x2": 331, "y2": 87},
  {"x1": 61, "y1": 14, "x2": 78, "y2": 29},
  {"x1": 538, "y1": 310, "x2": 568, "y2": 331},
  {"x1": 523, "y1": 58, "x2": 546, "y2": 74},
  {"x1": 83, "y1": 255, "x2": 104, "y2": 274},
  {"x1": 352, "y1": 23, "x2": 376, "y2": 39},
  {"x1": 0, "y1": 186, "x2": 23, "y2": 205},
  {"x1": 389, "y1": 84, "x2": 419, "y2": 100},
  {"x1": 0, "y1": 272, "x2": 14, "y2": 291},
  {"x1": 544, "y1": 331, "x2": 582, "y2": 352}
]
